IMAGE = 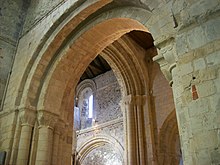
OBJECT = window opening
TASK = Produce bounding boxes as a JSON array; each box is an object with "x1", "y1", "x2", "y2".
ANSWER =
[{"x1": 88, "y1": 94, "x2": 93, "y2": 118}]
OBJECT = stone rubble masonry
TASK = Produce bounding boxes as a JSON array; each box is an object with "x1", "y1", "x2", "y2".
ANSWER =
[{"x1": 93, "y1": 70, "x2": 122, "y2": 124}]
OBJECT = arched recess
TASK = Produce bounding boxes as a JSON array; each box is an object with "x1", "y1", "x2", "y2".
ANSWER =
[
  {"x1": 77, "y1": 134, "x2": 124, "y2": 164},
  {"x1": 74, "y1": 79, "x2": 96, "y2": 129},
  {"x1": 158, "y1": 110, "x2": 181, "y2": 165}
]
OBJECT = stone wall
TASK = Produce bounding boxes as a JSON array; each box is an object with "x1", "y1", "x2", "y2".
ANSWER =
[
  {"x1": 93, "y1": 70, "x2": 122, "y2": 124},
  {"x1": 22, "y1": 0, "x2": 69, "y2": 34},
  {"x1": 76, "y1": 71, "x2": 123, "y2": 164},
  {"x1": 0, "y1": 0, "x2": 28, "y2": 108},
  {"x1": 76, "y1": 118, "x2": 124, "y2": 164},
  {"x1": 0, "y1": 0, "x2": 220, "y2": 164}
]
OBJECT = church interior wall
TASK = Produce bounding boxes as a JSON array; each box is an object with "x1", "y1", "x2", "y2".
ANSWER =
[{"x1": 0, "y1": 0, "x2": 220, "y2": 164}]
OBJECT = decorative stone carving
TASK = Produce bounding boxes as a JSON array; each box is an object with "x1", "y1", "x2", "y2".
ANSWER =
[
  {"x1": 37, "y1": 110, "x2": 58, "y2": 129},
  {"x1": 153, "y1": 37, "x2": 177, "y2": 86},
  {"x1": 19, "y1": 107, "x2": 37, "y2": 127},
  {"x1": 121, "y1": 95, "x2": 147, "y2": 106}
]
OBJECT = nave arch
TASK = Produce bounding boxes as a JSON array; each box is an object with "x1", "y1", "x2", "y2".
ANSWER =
[{"x1": 12, "y1": 6, "x2": 162, "y2": 165}]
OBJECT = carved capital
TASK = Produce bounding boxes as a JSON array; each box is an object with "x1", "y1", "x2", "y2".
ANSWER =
[
  {"x1": 121, "y1": 95, "x2": 147, "y2": 106},
  {"x1": 19, "y1": 107, "x2": 37, "y2": 127},
  {"x1": 123, "y1": 95, "x2": 135, "y2": 105},
  {"x1": 153, "y1": 37, "x2": 177, "y2": 86},
  {"x1": 37, "y1": 110, "x2": 59, "y2": 129},
  {"x1": 135, "y1": 95, "x2": 147, "y2": 106}
]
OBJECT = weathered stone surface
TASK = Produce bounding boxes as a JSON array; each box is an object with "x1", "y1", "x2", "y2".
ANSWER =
[{"x1": 1, "y1": 0, "x2": 220, "y2": 165}]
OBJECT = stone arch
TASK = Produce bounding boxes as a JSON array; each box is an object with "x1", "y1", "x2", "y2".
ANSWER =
[
  {"x1": 76, "y1": 79, "x2": 96, "y2": 99},
  {"x1": 17, "y1": 7, "x2": 154, "y2": 117},
  {"x1": 74, "y1": 79, "x2": 96, "y2": 129},
  {"x1": 77, "y1": 134, "x2": 124, "y2": 164},
  {"x1": 14, "y1": 5, "x2": 156, "y2": 165},
  {"x1": 18, "y1": 6, "x2": 153, "y2": 114},
  {"x1": 158, "y1": 110, "x2": 181, "y2": 165}
]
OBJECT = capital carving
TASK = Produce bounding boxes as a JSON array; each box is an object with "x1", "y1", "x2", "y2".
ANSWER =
[
  {"x1": 135, "y1": 95, "x2": 147, "y2": 106},
  {"x1": 153, "y1": 37, "x2": 177, "y2": 86},
  {"x1": 19, "y1": 107, "x2": 37, "y2": 127},
  {"x1": 123, "y1": 95, "x2": 135, "y2": 105},
  {"x1": 37, "y1": 110, "x2": 58, "y2": 129},
  {"x1": 121, "y1": 95, "x2": 147, "y2": 106}
]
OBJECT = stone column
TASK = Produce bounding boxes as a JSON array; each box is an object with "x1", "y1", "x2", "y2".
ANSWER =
[
  {"x1": 136, "y1": 95, "x2": 147, "y2": 165},
  {"x1": 52, "y1": 120, "x2": 65, "y2": 165},
  {"x1": 16, "y1": 108, "x2": 36, "y2": 165},
  {"x1": 51, "y1": 128, "x2": 60, "y2": 165},
  {"x1": 57, "y1": 135, "x2": 64, "y2": 165},
  {"x1": 154, "y1": 31, "x2": 220, "y2": 165},
  {"x1": 122, "y1": 95, "x2": 147, "y2": 165},
  {"x1": 35, "y1": 110, "x2": 58, "y2": 165}
]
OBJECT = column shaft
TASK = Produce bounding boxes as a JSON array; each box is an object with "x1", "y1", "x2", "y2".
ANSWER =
[
  {"x1": 57, "y1": 136, "x2": 64, "y2": 165},
  {"x1": 136, "y1": 103, "x2": 146, "y2": 165},
  {"x1": 35, "y1": 126, "x2": 53, "y2": 165},
  {"x1": 16, "y1": 125, "x2": 33, "y2": 165},
  {"x1": 52, "y1": 132, "x2": 60, "y2": 165},
  {"x1": 126, "y1": 102, "x2": 138, "y2": 164},
  {"x1": 123, "y1": 95, "x2": 147, "y2": 165}
]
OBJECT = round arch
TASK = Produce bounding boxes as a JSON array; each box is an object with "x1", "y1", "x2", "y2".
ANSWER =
[
  {"x1": 5, "y1": 2, "x2": 181, "y2": 165},
  {"x1": 18, "y1": 6, "x2": 154, "y2": 116},
  {"x1": 77, "y1": 134, "x2": 124, "y2": 164}
]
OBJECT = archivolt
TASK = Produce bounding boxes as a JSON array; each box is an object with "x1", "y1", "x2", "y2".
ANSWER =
[
  {"x1": 18, "y1": 6, "x2": 153, "y2": 116},
  {"x1": 77, "y1": 134, "x2": 124, "y2": 164}
]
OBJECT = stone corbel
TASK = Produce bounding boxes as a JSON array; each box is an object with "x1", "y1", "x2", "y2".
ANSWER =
[
  {"x1": 19, "y1": 107, "x2": 37, "y2": 127},
  {"x1": 37, "y1": 110, "x2": 59, "y2": 130},
  {"x1": 153, "y1": 37, "x2": 177, "y2": 86}
]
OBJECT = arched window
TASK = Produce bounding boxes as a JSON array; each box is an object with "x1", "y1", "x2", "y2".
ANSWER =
[
  {"x1": 74, "y1": 79, "x2": 96, "y2": 130},
  {"x1": 88, "y1": 94, "x2": 93, "y2": 118}
]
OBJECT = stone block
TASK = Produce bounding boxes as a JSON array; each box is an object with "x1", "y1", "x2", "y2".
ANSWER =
[
  {"x1": 193, "y1": 129, "x2": 218, "y2": 150},
  {"x1": 206, "y1": 51, "x2": 220, "y2": 66},
  {"x1": 188, "y1": 98, "x2": 209, "y2": 117},
  {"x1": 178, "y1": 62, "x2": 193, "y2": 76},
  {"x1": 195, "y1": 149, "x2": 211, "y2": 165},
  {"x1": 176, "y1": 34, "x2": 189, "y2": 56},
  {"x1": 187, "y1": 26, "x2": 207, "y2": 50},
  {"x1": 193, "y1": 58, "x2": 206, "y2": 71},
  {"x1": 197, "y1": 67, "x2": 217, "y2": 82},
  {"x1": 197, "y1": 80, "x2": 216, "y2": 98},
  {"x1": 204, "y1": 18, "x2": 220, "y2": 43},
  {"x1": 210, "y1": 148, "x2": 220, "y2": 165}
]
